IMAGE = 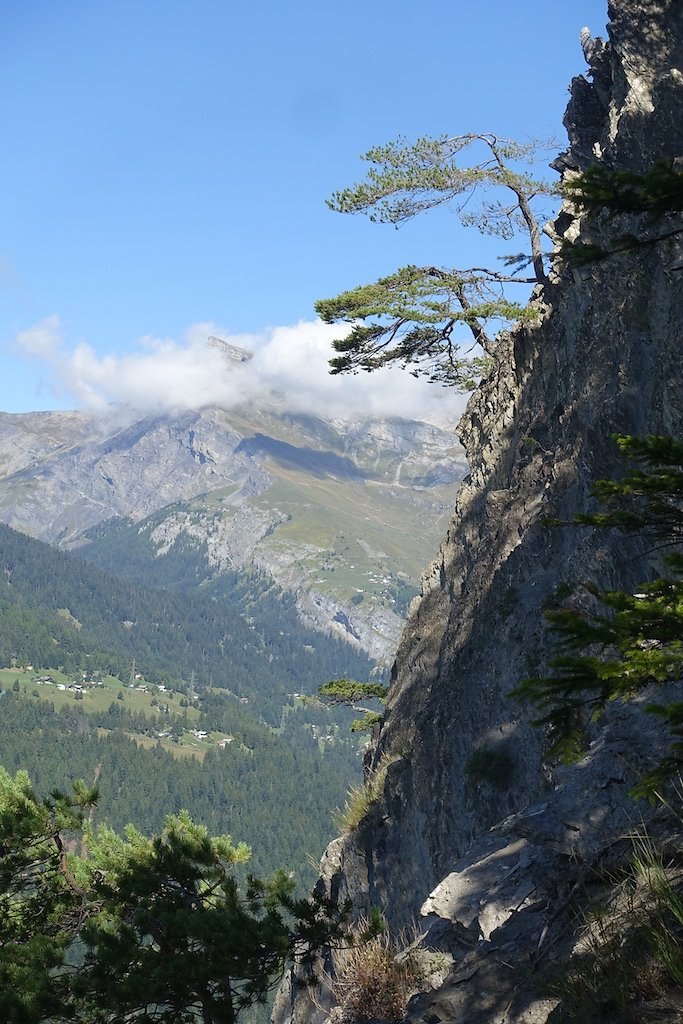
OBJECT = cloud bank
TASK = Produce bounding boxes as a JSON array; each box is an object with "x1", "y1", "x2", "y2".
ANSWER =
[{"x1": 15, "y1": 315, "x2": 466, "y2": 426}]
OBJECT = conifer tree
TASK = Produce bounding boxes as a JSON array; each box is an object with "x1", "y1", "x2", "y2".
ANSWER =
[
  {"x1": 317, "y1": 134, "x2": 558, "y2": 386},
  {"x1": 0, "y1": 772, "x2": 353, "y2": 1023},
  {"x1": 515, "y1": 436, "x2": 683, "y2": 794},
  {"x1": 318, "y1": 678, "x2": 388, "y2": 733},
  {"x1": 76, "y1": 811, "x2": 350, "y2": 1024},
  {"x1": 0, "y1": 768, "x2": 95, "y2": 1023}
]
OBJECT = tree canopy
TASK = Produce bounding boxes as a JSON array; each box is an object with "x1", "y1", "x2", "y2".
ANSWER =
[
  {"x1": 317, "y1": 133, "x2": 558, "y2": 387},
  {"x1": 0, "y1": 768, "x2": 95, "y2": 1023},
  {"x1": 318, "y1": 678, "x2": 388, "y2": 733},
  {"x1": 0, "y1": 769, "x2": 352, "y2": 1024}
]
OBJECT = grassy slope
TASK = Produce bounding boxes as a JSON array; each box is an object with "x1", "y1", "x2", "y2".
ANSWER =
[{"x1": 253, "y1": 467, "x2": 456, "y2": 599}]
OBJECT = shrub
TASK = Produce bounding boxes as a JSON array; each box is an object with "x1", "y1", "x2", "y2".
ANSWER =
[{"x1": 331, "y1": 920, "x2": 424, "y2": 1024}]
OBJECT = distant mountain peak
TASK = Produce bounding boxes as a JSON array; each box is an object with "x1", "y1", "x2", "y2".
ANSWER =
[{"x1": 206, "y1": 336, "x2": 253, "y2": 363}]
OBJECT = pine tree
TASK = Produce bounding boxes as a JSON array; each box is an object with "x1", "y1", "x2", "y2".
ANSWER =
[
  {"x1": 318, "y1": 678, "x2": 388, "y2": 733},
  {"x1": 317, "y1": 134, "x2": 558, "y2": 386},
  {"x1": 0, "y1": 768, "x2": 95, "y2": 1023},
  {"x1": 0, "y1": 770, "x2": 353, "y2": 1024},
  {"x1": 515, "y1": 436, "x2": 683, "y2": 794}
]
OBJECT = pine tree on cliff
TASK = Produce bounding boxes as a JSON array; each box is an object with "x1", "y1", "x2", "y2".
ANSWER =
[{"x1": 315, "y1": 134, "x2": 559, "y2": 387}]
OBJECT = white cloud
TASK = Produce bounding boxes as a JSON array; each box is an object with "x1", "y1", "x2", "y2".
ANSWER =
[
  {"x1": 14, "y1": 315, "x2": 466, "y2": 427},
  {"x1": 16, "y1": 314, "x2": 64, "y2": 358}
]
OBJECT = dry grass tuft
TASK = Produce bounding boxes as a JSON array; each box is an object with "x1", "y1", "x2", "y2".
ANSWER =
[
  {"x1": 330, "y1": 921, "x2": 425, "y2": 1024},
  {"x1": 555, "y1": 829, "x2": 683, "y2": 1022},
  {"x1": 334, "y1": 753, "x2": 399, "y2": 833}
]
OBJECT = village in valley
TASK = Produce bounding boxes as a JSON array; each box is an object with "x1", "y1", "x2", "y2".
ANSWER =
[
  {"x1": 0, "y1": 661, "x2": 345, "y2": 759},
  {"x1": 0, "y1": 661, "x2": 242, "y2": 757}
]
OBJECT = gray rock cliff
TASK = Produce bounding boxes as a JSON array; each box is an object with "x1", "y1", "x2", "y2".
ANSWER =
[{"x1": 274, "y1": 2, "x2": 683, "y2": 1022}]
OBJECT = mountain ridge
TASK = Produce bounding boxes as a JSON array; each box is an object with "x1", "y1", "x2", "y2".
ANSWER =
[{"x1": 0, "y1": 403, "x2": 466, "y2": 660}]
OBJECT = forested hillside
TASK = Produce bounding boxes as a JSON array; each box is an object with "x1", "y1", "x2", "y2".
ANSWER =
[
  {"x1": 0, "y1": 519, "x2": 375, "y2": 892},
  {"x1": 0, "y1": 522, "x2": 373, "y2": 724},
  {"x1": 0, "y1": 695, "x2": 353, "y2": 886}
]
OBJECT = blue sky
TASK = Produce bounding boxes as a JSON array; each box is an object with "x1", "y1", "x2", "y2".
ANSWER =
[{"x1": 2, "y1": 0, "x2": 608, "y2": 421}]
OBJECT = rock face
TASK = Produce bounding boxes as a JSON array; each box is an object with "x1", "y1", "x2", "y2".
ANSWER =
[
  {"x1": 0, "y1": 408, "x2": 258, "y2": 543},
  {"x1": 274, "y1": 3, "x2": 683, "y2": 1022}
]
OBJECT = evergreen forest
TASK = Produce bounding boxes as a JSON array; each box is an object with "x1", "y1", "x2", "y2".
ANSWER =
[{"x1": 0, "y1": 521, "x2": 374, "y2": 889}]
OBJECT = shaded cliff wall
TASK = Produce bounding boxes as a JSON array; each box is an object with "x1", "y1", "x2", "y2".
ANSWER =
[{"x1": 304, "y1": 0, "x2": 683, "y2": 942}]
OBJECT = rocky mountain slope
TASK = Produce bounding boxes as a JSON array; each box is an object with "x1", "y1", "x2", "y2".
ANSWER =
[
  {"x1": 274, "y1": 2, "x2": 683, "y2": 1023},
  {"x1": 0, "y1": 402, "x2": 466, "y2": 661}
]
